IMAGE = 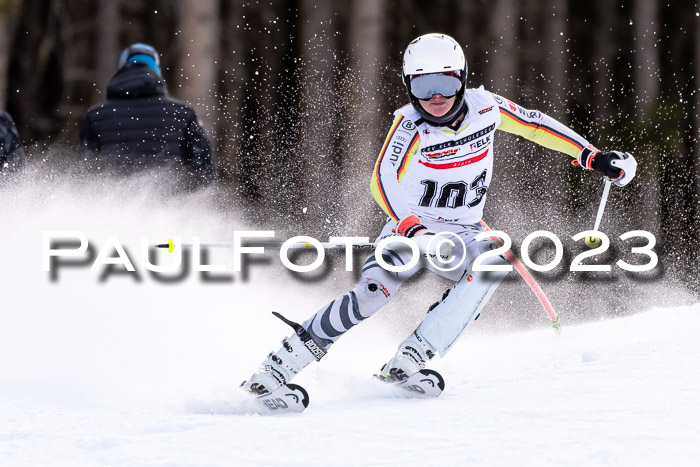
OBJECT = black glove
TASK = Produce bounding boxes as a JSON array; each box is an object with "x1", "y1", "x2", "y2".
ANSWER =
[{"x1": 577, "y1": 146, "x2": 637, "y2": 187}]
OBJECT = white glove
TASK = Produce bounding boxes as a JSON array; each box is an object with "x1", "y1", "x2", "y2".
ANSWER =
[{"x1": 608, "y1": 152, "x2": 637, "y2": 187}]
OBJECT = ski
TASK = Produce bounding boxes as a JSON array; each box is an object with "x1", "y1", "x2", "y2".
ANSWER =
[
  {"x1": 398, "y1": 369, "x2": 445, "y2": 397},
  {"x1": 253, "y1": 383, "x2": 310, "y2": 414},
  {"x1": 376, "y1": 369, "x2": 445, "y2": 398}
]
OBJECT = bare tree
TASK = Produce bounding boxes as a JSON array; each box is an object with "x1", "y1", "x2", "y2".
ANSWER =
[
  {"x1": 542, "y1": 0, "x2": 567, "y2": 116},
  {"x1": 0, "y1": 21, "x2": 8, "y2": 106},
  {"x1": 228, "y1": 2, "x2": 302, "y2": 215},
  {"x1": 55, "y1": 0, "x2": 99, "y2": 144},
  {"x1": 457, "y1": 0, "x2": 492, "y2": 83},
  {"x1": 633, "y1": 0, "x2": 659, "y2": 118},
  {"x1": 540, "y1": 0, "x2": 570, "y2": 220},
  {"x1": 176, "y1": 0, "x2": 220, "y2": 137},
  {"x1": 216, "y1": 0, "x2": 245, "y2": 187},
  {"x1": 0, "y1": 1, "x2": 22, "y2": 107},
  {"x1": 628, "y1": 0, "x2": 661, "y2": 242},
  {"x1": 348, "y1": 0, "x2": 383, "y2": 141},
  {"x1": 95, "y1": 0, "x2": 120, "y2": 97},
  {"x1": 695, "y1": 5, "x2": 700, "y2": 234},
  {"x1": 298, "y1": 0, "x2": 338, "y2": 231},
  {"x1": 592, "y1": 1, "x2": 616, "y2": 122},
  {"x1": 344, "y1": 0, "x2": 385, "y2": 230},
  {"x1": 486, "y1": 0, "x2": 518, "y2": 95}
]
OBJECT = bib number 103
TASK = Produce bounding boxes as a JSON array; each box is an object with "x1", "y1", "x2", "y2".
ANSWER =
[
  {"x1": 472, "y1": 230, "x2": 657, "y2": 272},
  {"x1": 419, "y1": 170, "x2": 488, "y2": 209}
]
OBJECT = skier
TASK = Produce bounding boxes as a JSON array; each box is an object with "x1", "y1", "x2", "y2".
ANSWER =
[
  {"x1": 79, "y1": 43, "x2": 216, "y2": 190},
  {"x1": 241, "y1": 33, "x2": 637, "y2": 395}
]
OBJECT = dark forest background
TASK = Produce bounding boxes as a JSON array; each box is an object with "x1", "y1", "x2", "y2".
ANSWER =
[{"x1": 1, "y1": 0, "x2": 698, "y2": 297}]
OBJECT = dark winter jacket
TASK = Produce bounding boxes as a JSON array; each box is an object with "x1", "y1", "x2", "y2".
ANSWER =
[
  {"x1": 79, "y1": 63, "x2": 216, "y2": 189},
  {"x1": 0, "y1": 110, "x2": 25, "y2": 173}
]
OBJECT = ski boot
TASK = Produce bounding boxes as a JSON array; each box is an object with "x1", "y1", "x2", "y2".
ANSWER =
[
  {"x1": 377, "y1": 328, "x2": 437, "y2": 383},
  {"x1": 241, "y1": 312, "x2": 327, "y2": 395}
]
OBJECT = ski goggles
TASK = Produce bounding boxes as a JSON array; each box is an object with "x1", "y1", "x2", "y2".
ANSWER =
[{"x1": 409, "y1": 72, "x2": 462, "y2": 100}]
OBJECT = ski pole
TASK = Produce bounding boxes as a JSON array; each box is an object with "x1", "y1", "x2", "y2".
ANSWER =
[
  {"x1": 480, "y1": 220, "x2": 561, "y2": 332},
  {"x1": 585, "y1": 178, "x2": 611, "y2": 248},
  {"x1": 155, "y1": 239, "x2": 376, "y2": 253}
]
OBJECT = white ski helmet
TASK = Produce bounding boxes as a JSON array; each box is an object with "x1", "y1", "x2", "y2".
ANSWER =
[{"x1": 402, "y1": 33, "x2": 468, "y2": 125}]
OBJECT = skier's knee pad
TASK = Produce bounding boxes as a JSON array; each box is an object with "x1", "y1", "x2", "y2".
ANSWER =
[{"x1": 353, "y1": 276, "x2": 395, "y2": 308}]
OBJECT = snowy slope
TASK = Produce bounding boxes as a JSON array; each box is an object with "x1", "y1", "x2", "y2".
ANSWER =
[
  {"x1": 1, "y1": 306, "x2": 698, "y2": 467},
  {"x1": 1, "y1": 176, "x2": 699, "y2": 466}
]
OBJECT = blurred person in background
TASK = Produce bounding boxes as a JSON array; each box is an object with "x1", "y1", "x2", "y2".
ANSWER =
[
  {"x1": 0, "y1": 110, "x2": 25, "y2": 173},
  {"x1": 79, "y1": 43, "x2": 216, "y2": 190}
]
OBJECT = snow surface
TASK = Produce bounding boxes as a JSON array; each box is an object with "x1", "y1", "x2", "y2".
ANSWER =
[{"x1": 1, "y1": 176, "x2": 699, "y2": 466}]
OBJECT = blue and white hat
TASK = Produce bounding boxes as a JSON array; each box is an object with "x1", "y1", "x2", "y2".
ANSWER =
[{"x1": 118, "y1": 43, "x2": 162, "y2": 76}]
